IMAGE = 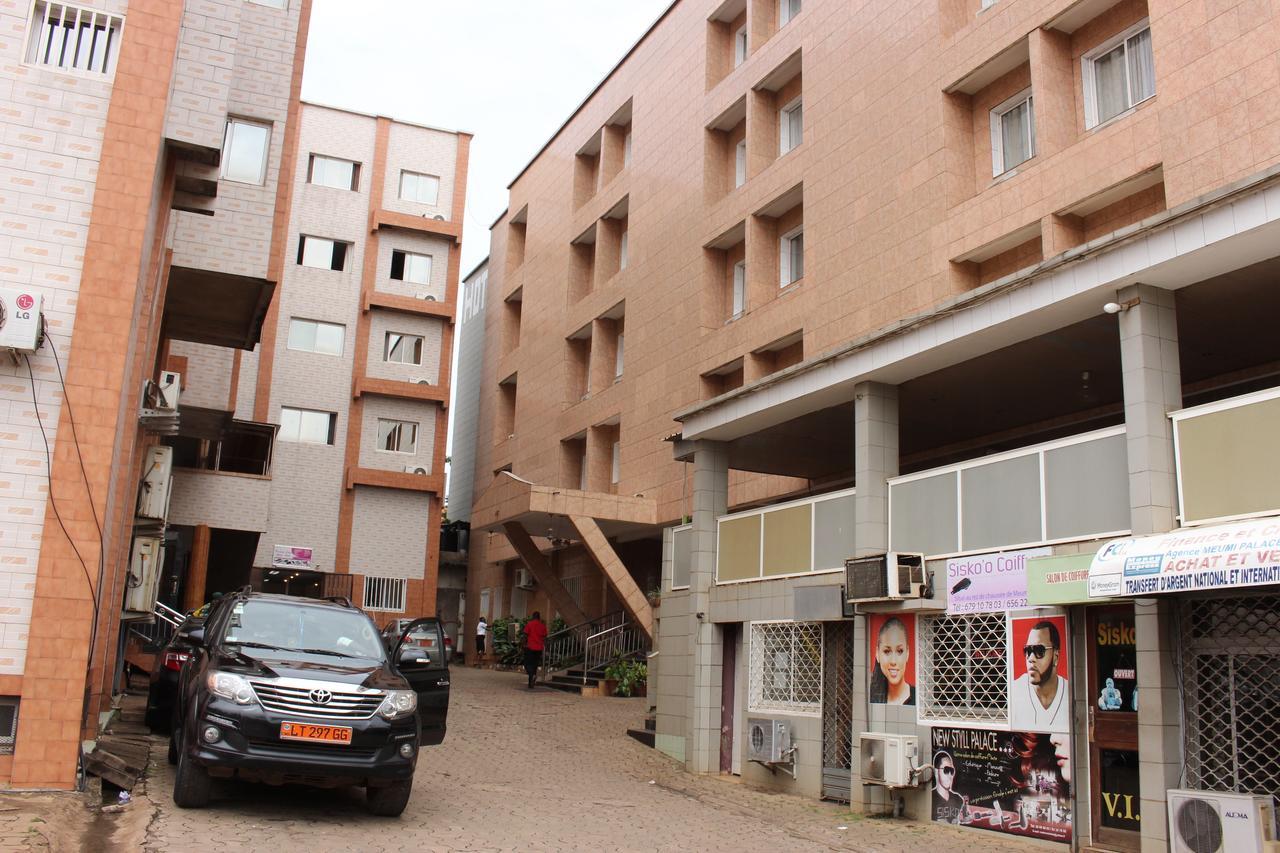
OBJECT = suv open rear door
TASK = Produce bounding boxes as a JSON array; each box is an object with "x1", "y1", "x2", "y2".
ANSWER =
[{"x1": 391, "y1": 618, "x2": 450, "y2": 745}]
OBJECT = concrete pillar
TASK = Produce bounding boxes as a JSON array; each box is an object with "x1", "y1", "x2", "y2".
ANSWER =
[
  {"x1": 1117, "y1": 283, "x2": 1182, "y2": 853},
  {"x1": 686, "y1": 440, "x2": 728, "y2": 773},
  {"x1": 183, "y1": 524, "x2": 211, "y2": 612}
]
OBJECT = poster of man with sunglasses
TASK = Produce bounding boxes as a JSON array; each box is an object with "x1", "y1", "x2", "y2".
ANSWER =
[{"x1": 1009, "y1": 614, "x2": 1069, "y2": 733}]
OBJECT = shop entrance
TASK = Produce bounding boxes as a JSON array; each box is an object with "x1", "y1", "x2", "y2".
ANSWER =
[
  {"x1": 1086, "y1": 603, "x2": 1141, "y2": 850},
  {"x1": 821, "y1": 621, "x2": 856, "y2": 802}
]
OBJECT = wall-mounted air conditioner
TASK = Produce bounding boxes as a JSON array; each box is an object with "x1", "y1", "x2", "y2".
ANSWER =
[
  {"x1": 860, "y1": 732, "x2": 919, "y2": 787},
  {"x1": 123, "y1": 536, "x2": 163, "y2": 616},
  {"x1": 1167, "y1": 789, "x2": 1278, "y2": 853},
  {"x1": 0, "y1": 288, "x2": 44, "y2": 352},
  {"x1": 747, "y1": 717, "x2": 792, "y2": 765},
  {"x1": 136, "y1": 446, "x2": 173, "y2": 521},
  {"x1": 514, "y1": 567, "x2": 535, "y2": 589},
  {"x1": 414, "y1": 292, "x2": 437, "y2": 301},
  {"x1": 845, "y1": 552, "x2": 926, "y2": 603},
  {"x1": 156, "y1": 370, "x2": 181, "y2": 410},
  {"x1": 403, "y1": 465, "x2": 428, "y2": 475},
  {"x1": 409, "y1": 377, "x2": 431, "y2": 385}
]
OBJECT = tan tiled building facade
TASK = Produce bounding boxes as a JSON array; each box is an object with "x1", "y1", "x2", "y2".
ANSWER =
[{"x1": 459, "y1": 0, "x2": 1280, "y2": 850}]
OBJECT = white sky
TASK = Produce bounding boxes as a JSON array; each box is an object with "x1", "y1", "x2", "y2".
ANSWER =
[{"x1": 302, "y1": 0, "x2": 672, "y2": 276}]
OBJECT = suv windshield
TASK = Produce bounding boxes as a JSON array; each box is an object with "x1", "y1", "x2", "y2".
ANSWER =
[{"x1": 223, "y1": 601, "x2": 384, "y2": 661}]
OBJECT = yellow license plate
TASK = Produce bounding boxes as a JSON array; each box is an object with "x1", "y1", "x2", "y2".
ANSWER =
[{"x1": 279, "y1": 722, "x2": 353, "y2": 745}]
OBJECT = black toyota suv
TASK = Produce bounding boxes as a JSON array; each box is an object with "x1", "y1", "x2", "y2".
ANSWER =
[{"x1": 170, "y1": 591, "x2": 444, "y2": 816}]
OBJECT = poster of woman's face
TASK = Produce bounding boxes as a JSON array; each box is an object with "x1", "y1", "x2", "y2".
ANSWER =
[{"x1": 868, "y1": 613, "x2": 916, "y2": 705}]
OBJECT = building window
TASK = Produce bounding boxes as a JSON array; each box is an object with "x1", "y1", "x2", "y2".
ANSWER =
[
  {"x1": 779, "y1": 97, "x2": 803, "y2": 154},
  {"x1": 296, "y1": 236, "x2": 348, "y2": 271},
  {"x1": 390, "y1": 250, "x2": 432, "y2": 284},
  {"x1": 247, "y1": 0, "x2": 287, "y2": 7},
  {"x1": 623, "y1": 129, "x2": 632, "y2": 167},
  {"x1": 749, "y1": 621, "x2": 822, "y2": 714},
  {"x1": 735, "y1": 140, "x2": 747, "y2": 188},
  {"x1": 618, "y1": 228, "x2": 628, "y2": 271},
  {"x1": 779, "y1": 227, "x2": 803, "y2": 286},
  {"x1": 0, "y1": 697, "x2": 17, "y2": 755},
  {"x1": 610, "y1": 440, "x2": 620, "y2": 484},
  {"x1": 376, "y1": 418, "x2": 418, "y2": 454},
  {"x1": 25, "y1": 2, "x2": 122, "y2": 76},
  {"x1": 734, "y1": 25, "x2": 748, "y2": 66},
  {"x1": 614, "y1": 332, "x2": 625, "y2": 379},
  {"x1": 221, "y1": 118, "x2": 271, "y2": 185},
  {"x1": 286, "y1": 318, "x2": 344, "y2": 356},
  {"x1": 400, "y1": 170, "x2": 440, "y2": 205},
  {"x1": 278, "y1": 407, "x2": 336, "y2": 445},
  {"x1": 308, "y1": 154, "x2": 359, "y2": 190},
  {"x1": 990, "y1": 89, "x2": 1035, "y2": 176},
  {"x1": 980, "y1": 0, "x2": 996, "y2": 8},
  {"x1": 363, "y1": 576, "x2": 407, "y2": 612},
  {"x1": 917, "y1": 613, "x2": 1009, "y2": 724},
  {"x1": 1083, "y1": 22, "x2": 1155, "y2": 129},
  {"x1": 731, "y1": 261, "x2": 746, "y2": 318},
  {"x1": 779, "y1": 0, "x2": 801, "y2": 26},
  {"x1": 384, "y1": 332, "x2": 424, "y2": 365}
]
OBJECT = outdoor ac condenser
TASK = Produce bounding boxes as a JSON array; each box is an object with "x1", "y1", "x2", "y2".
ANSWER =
[
  {"x1": 747, "y1": 717, "x2": 791, "y2": 764},
  {"x1": 860, "y1": 732, "x2": 919, "y2": 787},
  {"x1": 845, "y1": 552, "x2": 926, "y2": 602},
  {"x1": 135, "y1": 445, "x2": 173, "y2": 522},
  {"x1": 123, "y1": 536, "x2": 163, "y2": 617},
  {"x1": 514, "y1": 568, "x2": 535, "y2": 589},
  {"x1": 1167, "y1": 789, "x2": 1278, "y2": 853}
]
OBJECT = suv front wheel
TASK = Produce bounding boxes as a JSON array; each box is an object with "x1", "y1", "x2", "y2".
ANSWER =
[
  {"x1": 365, "y1": 779, "x2": 412, "y2": 816},
  {"x1": 172, "y1": 728, "x2": 213, "y2": 808}
]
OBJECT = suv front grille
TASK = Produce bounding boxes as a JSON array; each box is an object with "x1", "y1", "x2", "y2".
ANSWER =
[{"x1": 250, "y1": 679, "x2": 384, "y2": 720}]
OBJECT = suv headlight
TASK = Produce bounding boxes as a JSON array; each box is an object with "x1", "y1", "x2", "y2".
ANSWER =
[
  {"x1": 377, "y1": 690, "x2": 417, "y2": 720},
  {"x1": 207, "y1": 671, "x2": 257, "y2": 706}
]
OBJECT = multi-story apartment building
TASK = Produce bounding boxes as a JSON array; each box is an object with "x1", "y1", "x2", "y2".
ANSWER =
[
  {"x1": 163, "y1": 101, "x2": 468, "y2": 623},
  {"x1": 0, "y1": 0, "x2": 309, "y2": 788},
  {"x1": 459, "y1": 1, "x2": 1280, "y2": 850}
]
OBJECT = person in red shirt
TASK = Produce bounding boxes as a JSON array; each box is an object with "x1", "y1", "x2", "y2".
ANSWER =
[{"x1": 522, "y1": 612, "x2": 548, "y2": 689}]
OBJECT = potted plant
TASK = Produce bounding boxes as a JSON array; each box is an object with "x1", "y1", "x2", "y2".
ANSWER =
[
  {"x1": 603, "y1": 656, "x2": 647, "y2": 698},
  {"x1": 646, "y1": 587, "x2": 661, "y2": 608}
]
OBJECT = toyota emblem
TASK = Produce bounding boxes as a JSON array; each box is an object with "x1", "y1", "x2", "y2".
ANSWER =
[{"x1": 309, "y1": 688, "x2": 332, "y2": 705}]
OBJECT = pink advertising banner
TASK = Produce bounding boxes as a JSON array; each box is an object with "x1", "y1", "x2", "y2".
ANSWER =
[{"x1": 945, "y1": 547, "x2": 1051, "y2": 614}]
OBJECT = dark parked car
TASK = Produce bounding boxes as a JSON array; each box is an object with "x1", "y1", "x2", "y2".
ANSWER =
[
  {"x1": 170, "y1": 591, "x2": 445, "y2": 816},
  {"x1": 380, "y1": 617, "x2": 451, "y2": 746},
  {"x1": 144, "y1": 612, "x2": 207, "y2": 732}
]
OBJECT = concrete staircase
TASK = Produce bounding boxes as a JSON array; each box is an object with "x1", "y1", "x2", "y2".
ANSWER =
[{"x1": 625, "y1": 713, "x2": 656, "y2": 748}]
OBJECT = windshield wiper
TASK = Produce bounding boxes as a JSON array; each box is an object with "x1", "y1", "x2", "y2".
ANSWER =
[
  {"x1": 295, "y1": 647, "x2": 365, "y2": 659},
  {"x1": 226, "y1": 641, "x2": 291, "y2": 653}
]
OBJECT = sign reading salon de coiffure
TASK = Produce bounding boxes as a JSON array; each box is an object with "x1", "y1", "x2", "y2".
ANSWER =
[{"x1": 1088, "y1": 517, "x2": 1280, "y2": 598}]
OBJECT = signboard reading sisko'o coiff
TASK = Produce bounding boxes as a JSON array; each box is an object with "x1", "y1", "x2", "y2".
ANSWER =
[
  {"x1": 1088, "y1": 517, "x2": 1280, "y2": 598},
  {"x1": 945, "y1": 547, "x2": 1051, "y2": 614}
]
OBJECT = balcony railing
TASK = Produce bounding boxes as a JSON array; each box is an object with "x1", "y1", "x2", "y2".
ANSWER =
[
  {"x1": 889, "y1": 426, "x2": 1129, "y2": 558},
  {"x1": 715, "y1": 487, "x2": 857, "y2": 585}
]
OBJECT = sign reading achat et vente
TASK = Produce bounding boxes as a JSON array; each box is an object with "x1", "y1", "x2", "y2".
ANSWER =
[{"x1": 1089, "y1": 517, "x2": 1280, "y2": 598}]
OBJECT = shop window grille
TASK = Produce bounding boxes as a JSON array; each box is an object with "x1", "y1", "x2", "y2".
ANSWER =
[
  {"x1": 749, "y1": 621, "x2": 822, "y2": 715},
  {"x1": 917, "y1": 612, "x2": 1008, "y2": 724},
  {"x1": 821, "y1": 622, "x2": 856, "y2": 801},
  {"x1": 1180, "y1": 594, "x2": 1280, "y2": 799},
  {"x1": 25, "y1": 2, "x2": 122, "y2": 76},
  {"x1": 0, "y1": 698, "x2": 17, "y2": 755}
]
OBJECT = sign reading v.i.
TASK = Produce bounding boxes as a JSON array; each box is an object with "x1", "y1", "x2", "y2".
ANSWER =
[{"x1": 1098, "y1": 749, "x2": 1141, "y2": 833}]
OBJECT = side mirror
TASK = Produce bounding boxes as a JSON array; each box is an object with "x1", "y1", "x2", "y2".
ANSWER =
[{"x1": 180, "y1": 626, "x2": 205, "y2": 646}]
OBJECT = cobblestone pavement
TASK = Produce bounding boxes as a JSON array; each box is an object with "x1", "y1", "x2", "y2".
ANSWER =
[{"x1": 134, "y1": 666, "x2": 1043, "y2": 853}]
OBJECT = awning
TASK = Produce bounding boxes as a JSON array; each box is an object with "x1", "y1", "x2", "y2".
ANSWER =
[{"x1": 1088, "y1": 517, "x2": 1280, "y2": 598}]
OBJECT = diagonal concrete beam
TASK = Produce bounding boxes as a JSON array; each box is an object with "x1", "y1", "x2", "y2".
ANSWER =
[
  {"x1": 568, "y1": 516, "x2": 653, "y2": 641},
  {"x1": 501, "y1": 522, "x2": 588, "y2": 626}
]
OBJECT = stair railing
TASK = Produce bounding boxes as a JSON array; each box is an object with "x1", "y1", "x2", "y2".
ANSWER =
[
  {"x1": 583, "y1": 620, "x2": 650, "y2": 684},
  {"x1": 540, "y1": 610, "x2": 626, "y2": 681},
  {"x1": 127, "y1": 601, "x2": 184, "y2": 651}
]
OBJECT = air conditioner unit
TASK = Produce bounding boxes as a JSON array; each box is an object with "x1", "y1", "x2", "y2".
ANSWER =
[
  {"x1": 414, "y1": 292, "x2": 438, "y2": 301},
  {"x1": 860, "y1": 732, "x2": 919, "y2": 787},
  {"x1": 845, "y1": 552, "x2": 926, "y2": 602},
  {"x1": 1167, "y1": 789, "x2": 1278, "y2": 853},
  {"x1": 156, "y1": 370, "x2": 181, "y2": 410},
  {"x1": 747, "y1": 717, "x2": 792, "y2": 764},
  {"x1": 136, "y1": 446, "x2": 173, "y2": 522},
  {"x1": 409, "y1": 377, "x2": 431, "y2": 385},
  {"x1": 514, "y1": 568, "x2": 535, "y2": 589},
  {"x1": 0, "y1": 288, "x2": 44, "y2": 352},
  {"x1": 404, "y1": 465, "x2": 429, "y2": 475},
  {"x1": 123, "y1": 536, "x2": 163, "y2": 616}
]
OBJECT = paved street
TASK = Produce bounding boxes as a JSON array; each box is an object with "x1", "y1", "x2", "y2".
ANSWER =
[{"x1": 4, "y1": 667, "x2": 1043, "y2": 852}]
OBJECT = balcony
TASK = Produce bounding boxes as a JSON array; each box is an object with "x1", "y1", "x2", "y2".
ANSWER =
[
  {"x1": 715, "y1": 487, "x2": 856, "y2": 584},
  {"x1": 1172, "y1": 387, "x2": 1280, "y2": 526},
  {"x1": 168, "y1": 469, "x2": 271, "y2": 533}
]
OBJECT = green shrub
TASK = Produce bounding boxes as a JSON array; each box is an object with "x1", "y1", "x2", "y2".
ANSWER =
[{"x1": 603, "y1": 656, "x2": 647, "y2": 697}]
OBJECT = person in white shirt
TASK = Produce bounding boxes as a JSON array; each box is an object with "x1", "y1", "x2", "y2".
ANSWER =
[
  {"x1": 1010, "y1": 621, "x2": 1068, "y2": 732},
  {"x1": 475, "y1": 616, "x2": 488, "y2": 658}
]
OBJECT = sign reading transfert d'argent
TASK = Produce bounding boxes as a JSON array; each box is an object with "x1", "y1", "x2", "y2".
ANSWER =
[{"x1": 1089, "y1": 517, "x2": 1280, "y2": 598}]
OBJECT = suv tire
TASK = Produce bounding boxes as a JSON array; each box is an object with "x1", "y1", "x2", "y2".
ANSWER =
[
  {"x1": 172, "y1": 730, "x2": 212, "y2": 809},
  {"x1": 365, "y1": 779, "x2": 412, "y2": 817}
]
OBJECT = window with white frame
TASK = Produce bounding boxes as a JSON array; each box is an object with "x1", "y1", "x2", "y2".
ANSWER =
[
  {"x1": 278, "y1": 407, "x2": 336, "y2": 445},
  {"x1": 286, "y1": 318, "x2": 344, "y2": 356},
  {"x1": 25, "y1": 2, "x2": 123, "y2": 76},
  {"x1": 734, "y1": 25, "x2": 748, "y2": 66},
  {"x1": 390, "y1": 250, "x2": 432, "y2": 284},
  {"x1": 0, "y1": 697, "x2": 17, "y2": 755},
  {"x1": 618, "y1": 228, "x2": 628, "y2": 271},
  {"x1": 1083, "y1": 22, "x2": 1154, "y2": 129},
  {"x1": 749, "y1": 621, "x2": 822, "y2": 714},
  {"x1": 779, "y1": 0, "x2": 801, "y2": 26},
  {"x1": 990, "y1": 89, "x2": 1035, "y2": 176},
  {"x1": 623, "y1": 129, "x2": 632, "y2": 167},
  {"x1": 308, "y1": 154, "x2": 359, "y2": 190},
  {"x1": 384, "y1": 331, "x2": 424, "y2": 365},
  {"x1": 917, "y1": 613, "x2": 1009, "y2": 724},
  {"x1": 731, "y1": 261, "x2": 746, "y2": 318},
  {"x1": 610, "y1": 440, "x2": 620, "y2": 484},
  {"x1": 376, "y1": 418, "x2": 418, "y2": 454},
  {"x1": 247, "y1": 0, "x2": 287, "y2": 7},
  {"x1": 221, "y1": 118, "x2": 271, "y2": 185},
  {"x1": 400, "y1": 170, "x2": 440, "y2": 205},
  {"x1": 363, "y1": 576, "x2": 407, "y2": 612},
  {"x1": 579, "y1": 449, "x2": 588, "y2": 491},
  {"x1": 614, "y1": 331, "x2": 625, "y2": 379},
  {"x1": 779, "y1": 97, "x2": 803, "y2": 154},
  {"x1": 779, "y1": 227, "x2": 803, "y2": 286},
  {"x1": 735, "y1": 139, "x2": 747, "y2": 187},
  {"x1": 297, "y1": 236, "x2": 348, "y2": 271},
  {"x1": 980, "y1": 0, "x2": 996, "y2": 9}
]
